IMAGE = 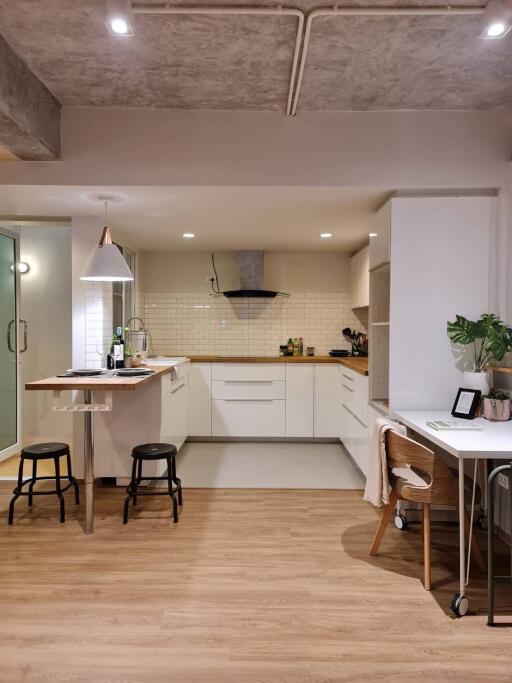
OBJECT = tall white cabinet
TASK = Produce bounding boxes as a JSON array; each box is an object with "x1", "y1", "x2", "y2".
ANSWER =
[
  {"x1": 369, "y1": 195, "x2": 494, "y2": 413},
  {"x1": 350, "y1": 246, "x2": 369, "y2": 308}
]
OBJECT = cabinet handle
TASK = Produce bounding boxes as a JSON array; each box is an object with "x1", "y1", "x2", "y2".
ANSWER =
[
  {"x1": 170, "y1": 382, "x2": 186, "y2": 394},
  {"x1": 224, "y1": 399, "x2": 274, "y2": 403},
  {"x1": 342, "y1": 384, "x2": 354, "y2": 393},
  {"x1": 342, "y1": 403, "x2": 367, "y2": 428},
  {"x1": 224, "y1": 380, "x2": 274, "y2": 384},
  {"x1": 342, "y1": 373, "x2": 354, "y2": 382}
]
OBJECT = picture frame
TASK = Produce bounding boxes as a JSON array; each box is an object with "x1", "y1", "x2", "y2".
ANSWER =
[{"x1": 451, "y1": 388, "x2": 481, "y2": 420}]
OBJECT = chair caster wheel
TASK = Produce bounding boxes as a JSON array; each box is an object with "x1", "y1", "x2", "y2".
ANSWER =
[
  {"x1": 476, "y1": 514, "x2": 488, "y2": 531},
  {"x1": 451, "y1": 592, "x2": 469, "y2": 617},
  {"x1": 394, "y1": 514, "x2": 408, "y2": 530}
]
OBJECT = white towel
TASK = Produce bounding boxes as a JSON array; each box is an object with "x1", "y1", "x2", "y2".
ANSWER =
[{"x1": 363, "y1": 417, "x2": 407, "y2": 507}]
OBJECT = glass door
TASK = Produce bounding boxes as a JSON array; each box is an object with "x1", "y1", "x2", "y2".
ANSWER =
[{"x1": 0, "y1": 228, "x2": 19, "y2": 460}]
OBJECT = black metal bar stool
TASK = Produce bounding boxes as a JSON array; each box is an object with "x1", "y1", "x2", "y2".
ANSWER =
[
  {"x1": 487, "y1": 461, "x2": 512, "y2": 626},
  {"x1": 123, "y1": 443, "x2": 182, "y2": 524},
  {"x1": 8, "y1": 443, "x2": 80, "y2": 525}
]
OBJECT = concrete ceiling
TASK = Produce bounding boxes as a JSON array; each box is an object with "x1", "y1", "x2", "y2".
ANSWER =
[
  {"x1": 300, "y1": 14, "x2": 512, "y2": 110},
  {"x1": 0, "y1": 0, "x2": 510, "y2": 113},
  {"x1": 0, "y1": 185, "x2": 389, "y2": 252}
]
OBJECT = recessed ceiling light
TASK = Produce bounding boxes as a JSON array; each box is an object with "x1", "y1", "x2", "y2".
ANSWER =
[
  {"x1": 488, "y1": 21, "x2": 507, "y2": 35},
  {"x1": 182, "y1": 233, "x2": 195, "y2": 239},
  {"x1": 111, "y1": 18, "x2": 129, "y2": 34},
  {"x1": 480, "y1": 0, "x2": 512, "y2": 38},
  {"x1": 106, "y1": 0, "x2": 135, "y2": 36},
  {"x1": 369, "y1": 232, "x2": 378, "y2": 237},
  {"x1": 320, "y1": 232, "x2": 333, "y2": 239}
]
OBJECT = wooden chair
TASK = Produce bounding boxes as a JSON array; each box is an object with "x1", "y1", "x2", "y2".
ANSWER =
[{"x1": 368, "y1": 430, "x2": 485, "y2": 590}]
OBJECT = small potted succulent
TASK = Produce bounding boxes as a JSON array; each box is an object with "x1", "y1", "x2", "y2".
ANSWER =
[
  {"x1": 447, "y1": 314, "x2": 512, "y2": 394},
  {"x1": 482, "y1": 389, "x2": 511, "y2": 421},
  {"x1": 124, "y1": 345, "x2": 134, "y2": 368}
]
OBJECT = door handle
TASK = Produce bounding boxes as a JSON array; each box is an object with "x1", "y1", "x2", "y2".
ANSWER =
[
  {"x1": 7, "y1": 319, "x2": 15, "y2": 353},
  {"x1": 170, "y1": 382, "x2": 186, "y2": 394},
  {"x1": 19, "y1": 319, "x2": 28, "y2": 353}
]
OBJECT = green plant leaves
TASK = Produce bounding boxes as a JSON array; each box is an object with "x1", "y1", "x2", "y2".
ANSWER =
[{"x1": 447, "y1": 314, "x2": 512, "y2": 372}]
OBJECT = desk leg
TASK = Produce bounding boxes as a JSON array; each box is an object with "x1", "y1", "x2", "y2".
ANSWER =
[
  {"x1": 83, "y1": 390, "x2": 94, "y2": 535},
  {"x1": 451, "y1": 458, "x2": 469, "y2": 617}
]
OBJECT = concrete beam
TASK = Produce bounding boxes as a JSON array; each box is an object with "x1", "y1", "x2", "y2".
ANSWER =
[{"x1": 0, "y1": 34, "x2": 60, "y2": 160}]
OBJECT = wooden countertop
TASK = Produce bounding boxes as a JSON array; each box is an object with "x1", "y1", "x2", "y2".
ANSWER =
[
  {"x1": 25, "y1": 365, "x2": 172, "y2": 391},
  {"x1": 188, "y1": 355, "x2": 368, "y2": 376}
]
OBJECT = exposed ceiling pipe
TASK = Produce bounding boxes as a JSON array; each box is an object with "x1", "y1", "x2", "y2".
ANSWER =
[
  {"x1": 290, "y1": 5, "x2": 486, "y2": 116},
  {"x1": 132, "y1": 4, "x2": 305, "y2": 116}
]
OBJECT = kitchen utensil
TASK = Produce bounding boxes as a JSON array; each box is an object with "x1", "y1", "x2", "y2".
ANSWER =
[{"x1": 329, "y1": 349, "x2": 350, "y2": 357}]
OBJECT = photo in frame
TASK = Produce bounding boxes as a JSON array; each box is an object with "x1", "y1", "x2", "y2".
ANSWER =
[{"x1": 451, "y1": 388, "x2": 481, "y2": 419}]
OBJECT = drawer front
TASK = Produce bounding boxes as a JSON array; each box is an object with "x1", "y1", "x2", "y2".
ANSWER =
[
  {"x1": 212, "y1": 363, "x2": 285, "y2": 382},
  {"x1": 212, "y1": 399, "x2": 285, "y2": 437},
  {"x1": 341, "y1": 403, "x2": 369, "y2": 475},
  {"x1": 212, "y1": 380, "x2": 285, "y2": 400},
  {"x1": 340, "y1": 368, "x2": 368, "y2": 426}
]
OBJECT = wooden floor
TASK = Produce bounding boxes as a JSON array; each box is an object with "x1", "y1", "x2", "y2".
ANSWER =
[{"x1": 1, "y1": 484, "x2": 511, "y2": 682}]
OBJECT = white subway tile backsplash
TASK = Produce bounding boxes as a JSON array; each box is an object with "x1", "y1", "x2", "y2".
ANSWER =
[{"x1": 139, "y1": 291, "x2": 366, "y2": 357}]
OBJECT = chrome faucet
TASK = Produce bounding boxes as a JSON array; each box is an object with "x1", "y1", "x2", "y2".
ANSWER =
[
  {"x1": 125, "y1": 317, "x2": 152, "y2": 356},
  {"x1": 126, "y1": 316, "x2": 146, "y2": 330}
]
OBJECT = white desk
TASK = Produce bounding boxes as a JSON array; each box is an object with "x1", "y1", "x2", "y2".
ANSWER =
[{"x1": 393, "y1": 410, "x2": 512, "y2": 617}]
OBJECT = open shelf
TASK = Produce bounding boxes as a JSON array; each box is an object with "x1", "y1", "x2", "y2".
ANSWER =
[{"x1": 369, "y1": 265, "x2": 390, "y2": 404}]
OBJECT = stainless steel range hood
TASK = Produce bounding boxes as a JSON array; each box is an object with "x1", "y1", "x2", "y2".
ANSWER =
[{"x1": 222, "y1": 251, "x2": 289, "y2": 298}]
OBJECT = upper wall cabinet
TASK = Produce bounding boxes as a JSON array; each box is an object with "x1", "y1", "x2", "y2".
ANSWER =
[
  {"x1": 369, "y1": 202, "x2": 391, "y2": 270},
  {"x1": 350, "y1": 246, "x2": 369, "y2": 308}
]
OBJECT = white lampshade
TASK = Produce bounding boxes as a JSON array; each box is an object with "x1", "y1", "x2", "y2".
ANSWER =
[{"x1": 81, "y1": 227, "x2": 134, "y2": 282}]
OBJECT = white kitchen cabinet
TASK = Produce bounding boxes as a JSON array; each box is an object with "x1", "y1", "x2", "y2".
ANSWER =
[
  {"x1": 211, "y1": 363, "x2": 286, "y2": 437},
  {"x1": 212, "y1": 363, "x2": 285, "y2": 382},
  {"x1": 314, "y1": 364, "x2": 339, "y2": 438},
  {"x1": 350, "y1": 246, "x2": 369, "y2": 308},
  {"x1": 339, "y1": 366, "x2": 368, "y2": 426},
  {"x1": 212, "y1": 399, "x2": 285, "y2": 437},
  {"x1": 341, "y1": 406, "x2": 369, "y2": 476},
  {"x1": 93, "y1": 360, "x2": 190, "y2": 480},
  {"x1": 161, "y1": 371, "x2": 189, "y2": 450},
  {"x1": 369, "y1": 201, "x2": 391, "y2": 270},
  {"x1": 389, "y1": 196, "x2": 493, "y2": 410},
  {"x1": 212, "y1": 380, "x2": 285, "y2": 400},
  {"x1": 188, "y1": 363, "x2": 212, "y2": 436},
  {"x1": 339, "y1": 363, "x2": 370, "y2": 476},
  {"x1": 285, "y1": 364, "x2": 314, "y2": 437}
]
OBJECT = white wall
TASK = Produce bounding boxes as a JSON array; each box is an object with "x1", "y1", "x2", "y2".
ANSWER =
[
  {"x1": 138, "y1": 251, "x2": 350, "y2": 294},
  {"x1": 0, "y1": 109, "x2": 509, "y2": 188},
  {"x1": 20, "y1": 224, "x2": 72, "y2": 442}
]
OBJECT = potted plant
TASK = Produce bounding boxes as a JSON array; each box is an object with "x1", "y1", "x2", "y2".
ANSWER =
[
  {"x1": 482, "y1": 389, "x2": 511, "y2": 421},
  {"x1": 447, "y1": 314, "x2": 512, "y2": 393},
  {"x1": 124, "y1": 345, "x2": 134, "y2": 368}
]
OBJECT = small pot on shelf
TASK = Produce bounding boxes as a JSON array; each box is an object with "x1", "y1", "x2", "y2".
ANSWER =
[{"x1": 482, "y1": 390, "x2": 511, "y2": 421}]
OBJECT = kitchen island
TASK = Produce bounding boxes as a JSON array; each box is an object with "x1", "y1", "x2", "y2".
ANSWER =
[{"x1": 25, "y1": 361, "x2": 189, "y2": 533}]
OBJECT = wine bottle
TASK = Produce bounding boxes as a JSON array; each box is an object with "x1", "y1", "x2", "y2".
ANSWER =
[{"x1": 113, "y1": 326, "x2": 125, "y2": 369}]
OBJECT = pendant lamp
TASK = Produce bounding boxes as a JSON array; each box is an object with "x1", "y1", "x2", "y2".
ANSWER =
[{"x1": 81, "y1": 199, "x2": 133, "y2": 282}]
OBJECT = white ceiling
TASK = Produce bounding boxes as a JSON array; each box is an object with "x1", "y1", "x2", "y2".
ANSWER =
[{"x1": 0, "y1": 186, "x2": 389, "y2": 252}]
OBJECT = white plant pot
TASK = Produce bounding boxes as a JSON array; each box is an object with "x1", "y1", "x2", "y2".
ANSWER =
[{"x1": 462, "y1": 371, "x2": 490, "y2": 394}]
